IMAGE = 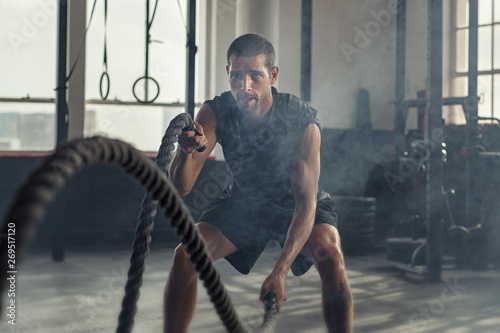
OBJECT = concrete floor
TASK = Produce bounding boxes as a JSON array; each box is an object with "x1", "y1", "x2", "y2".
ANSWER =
[{"x1": 1, "y1": 242, "x2": 499, "y2": 333}]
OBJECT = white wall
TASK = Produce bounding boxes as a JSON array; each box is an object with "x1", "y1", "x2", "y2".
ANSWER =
[
  {"x1": 211, "y1": 0, "x2": 237, "y2": 97},
  {"x1": 406, "y1": 0, "x2": 428, "y2": 100},
  {"x1": 201, "y1": 0, "x2": 437, "y2": 131},
  {"x1": 277, "y1": 0, "x2": 301, "y2": 97},
  {"x1": 310, "y1": 0, "x2": 397, "y2": 130}
]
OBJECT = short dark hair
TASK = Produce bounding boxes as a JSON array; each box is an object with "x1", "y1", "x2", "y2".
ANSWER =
[{"x1": 226, "y1": 33, "x2": 276, "y2": 71}]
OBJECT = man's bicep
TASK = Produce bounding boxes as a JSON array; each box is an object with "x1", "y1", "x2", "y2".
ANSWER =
[
  {"x1": 290, "y1": 123, "x2": 321, "y2": 202},
  {"x1": 195, "y1": 103, "x2": 217, "y2": 137}
]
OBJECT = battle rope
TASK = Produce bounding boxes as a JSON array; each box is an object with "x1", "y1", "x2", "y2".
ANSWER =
[
  {"x1": 116, "y1": 113, "x2": 218, "y2": 332},
  {"x1": 0, "y1": 113, "x2": 278, "y2": 333}
]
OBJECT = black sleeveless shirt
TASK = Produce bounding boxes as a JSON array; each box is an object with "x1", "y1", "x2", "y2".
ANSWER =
[{"x1": 205, "y1": 87, "x2": 326, "y2": 208}]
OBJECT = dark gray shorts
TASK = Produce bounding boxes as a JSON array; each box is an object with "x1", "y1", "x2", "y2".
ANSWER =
[{"x1": 197, "y1": 195, "x2": 337, "y2": 276}]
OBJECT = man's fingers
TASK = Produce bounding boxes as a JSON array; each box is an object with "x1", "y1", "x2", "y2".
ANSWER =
[
  {"x1": 276, "y1": 298, "x2": 282, "y2": 312},
  {"x1": 193, "y1": 121, "x2": 204, "y2": 136},
  {"x1": 260, "y1": 291, "x2": 286, "y2": 313},
  {"x1": 178, "y1": 130, "x2": 206, "y2": 153},
  {"x1": 275, "y1": 294, "x2": 286, "y2": 312},
  {"x1": 183, "y1": 121, "x2": 207, "y2": 152}
]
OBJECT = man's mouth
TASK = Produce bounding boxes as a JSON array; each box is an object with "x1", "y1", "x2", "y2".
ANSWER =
[{"x1": 239, "y1": 95, "x2": 255, "y2": 105}]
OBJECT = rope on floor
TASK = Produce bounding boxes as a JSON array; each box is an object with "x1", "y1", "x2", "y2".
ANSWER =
[{"x1": 0, "y1": 113, "x2": 278, "y2": 333}]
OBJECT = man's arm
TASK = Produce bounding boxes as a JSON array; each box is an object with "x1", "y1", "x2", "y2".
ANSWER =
[
  {"x1": 169, "y1": 104, "x2": 217, "y2": 196},
  {"x1": 260, "y1": 123, "x2": 321, "y2": 310}
]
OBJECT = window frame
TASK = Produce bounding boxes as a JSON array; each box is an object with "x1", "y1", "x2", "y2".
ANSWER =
[{"x1": 452, "y1": 0, "x2": 500, "y2": 120}]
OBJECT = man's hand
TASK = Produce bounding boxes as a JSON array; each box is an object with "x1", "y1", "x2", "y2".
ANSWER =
[
  {"x1": 177, "y1": 121, "x2": 208, "y2": 154},
  {"x1": 260, "y1": 270, "x2": 288, "y2": 312}
]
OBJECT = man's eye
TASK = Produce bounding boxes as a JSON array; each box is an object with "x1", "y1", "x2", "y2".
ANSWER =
[
  {"x1": 231, "y1": 73, "x2": 242, "y2": 79},
  {"x1": 251, "y1": 74, "x2": 261, "y2": 79}
]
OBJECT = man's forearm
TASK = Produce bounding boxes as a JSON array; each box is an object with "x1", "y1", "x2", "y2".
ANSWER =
[
  {"x1": 273, "y1": 204, "x2": 316, "y2": 274},
  {"x1": 170, "y1": 148, "x2": 197, "y2": 196}
]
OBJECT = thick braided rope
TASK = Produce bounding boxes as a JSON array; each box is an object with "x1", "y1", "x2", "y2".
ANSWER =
[
  {"x1": 115, "y1": 113, "x2": 190, "y2": 332},
  {"x1": 116, "y1": 113, "x2": 245, "y2": 333},
  {"x1": 0, "y1": 135, "x2": 245, "y2": 332}
]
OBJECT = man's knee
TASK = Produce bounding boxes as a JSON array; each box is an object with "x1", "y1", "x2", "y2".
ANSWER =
[
  {"x1": 306, "y1": 224, "x2": 344, "y2": 268},
  {"x1": 171, "y1": 223, "x2": 212, "y2": 271},
  {"x1": 172, "y1": 244, "x2": 193, "y2": 271}
]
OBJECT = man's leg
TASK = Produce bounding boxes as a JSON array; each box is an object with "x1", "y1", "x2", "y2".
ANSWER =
[
  {"x1": 303, "y1": 224, "x2": 353, "y2": 333},
  {"x1": 164, "y1": 222, "x2": 238, "y2": 333}
]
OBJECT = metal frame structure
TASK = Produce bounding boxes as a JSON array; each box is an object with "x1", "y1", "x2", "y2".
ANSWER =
[
  {"x1": 301, "y1": 0, "x2": 312, "y2": 102},
  {"x1": 186, "y1": 0, "x2": 197, "y2": 119},
  {"x1": 53, "y1": 0, "x2": 69, "y2": 262},
  {"x1": 426, "y1": 0, "x2": 445, "y2": 282},
  {"x1": 394, "y1": 0, "x2": 479, "y2": 282}
]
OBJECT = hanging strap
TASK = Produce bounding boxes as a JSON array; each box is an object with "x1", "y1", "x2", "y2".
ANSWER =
[
  {"x1": 132, "y1": 0, "x2": 161, "y2": 103},
  {"x1": 176, "y1": 0, "x2": 197, "y2": 53},
  {"x1": 99, "y1": 0, "x2": 110, "y2": 100},
  {"x1": 65, "y1": 0, "x2": 99, "y2": 84}
]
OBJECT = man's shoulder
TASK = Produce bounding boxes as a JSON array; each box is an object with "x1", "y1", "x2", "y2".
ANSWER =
[
  {"x1": 203, "y1": 91, "x2": 237, "y2": 118},
  {"x1": 272, "y1": 87, "x2": 313, "y2": 112},
  {"x1": 273, "y1": 88, "x2": 317, "y2": 117},
  {"x1": 272, "y1": 87, "x2": 321, "y2": 132},
  {"x1": 273, "y1": 87, "x2": 300, "y2": 104},
  {"x1": 205, "y1": 90, "x2": 233, "y2": 105}
]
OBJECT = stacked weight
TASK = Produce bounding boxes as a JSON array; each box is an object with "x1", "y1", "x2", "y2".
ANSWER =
[{"x1": 334, "y1": 196, "x2": 377, "y2": 255}]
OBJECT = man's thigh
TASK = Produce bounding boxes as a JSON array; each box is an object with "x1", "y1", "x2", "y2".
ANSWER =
[{"x1": 196, "y1": 222, "x2": 239, "y2": 261}]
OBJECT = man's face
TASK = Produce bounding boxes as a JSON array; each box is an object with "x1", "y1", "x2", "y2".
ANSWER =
[{"x1": 226, "y1": 54, "x2": 279, "y2": 118}]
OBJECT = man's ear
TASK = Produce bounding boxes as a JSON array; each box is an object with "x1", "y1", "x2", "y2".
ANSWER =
[
  {"x1": 270, "y1": 66, "x2": 279, "y2": 84},
  {"x1": 226, "y1": 65, "x2": 230, "y2": 76}
]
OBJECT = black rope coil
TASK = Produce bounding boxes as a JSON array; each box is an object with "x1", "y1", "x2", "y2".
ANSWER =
[{"x1": 0, "y1": 113, "x2": 278, "y2": 333}]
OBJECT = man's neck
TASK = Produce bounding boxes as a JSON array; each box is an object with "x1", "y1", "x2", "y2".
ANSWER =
[{"x1": 244, "y1": 105, "x2": 272, "y2": 130}]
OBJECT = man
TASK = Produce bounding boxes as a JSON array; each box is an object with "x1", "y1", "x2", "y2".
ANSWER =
[{"x1": 164, "y1": 33, "x2": 353, "y2": 333}]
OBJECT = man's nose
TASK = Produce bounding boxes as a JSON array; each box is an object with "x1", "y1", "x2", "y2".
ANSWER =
[{"x1": 241, "y1": 75, "x2": 252, "y2": 91}]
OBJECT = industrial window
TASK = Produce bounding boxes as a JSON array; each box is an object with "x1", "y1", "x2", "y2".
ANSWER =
[
  {"x1": 0, "y1": 0, "x2": 58, "y2": 151},
  {"x1": 453, "y1": 0, "x2": 500, "y2": 121}
]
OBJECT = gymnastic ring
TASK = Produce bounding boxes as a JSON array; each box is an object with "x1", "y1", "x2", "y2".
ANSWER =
[
  {"x1": 99, "y1": 71, "x2": 110, "y2": 100},
  {"x1": 132, "y1": 76, "x2": 160, "y2": 103}
]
